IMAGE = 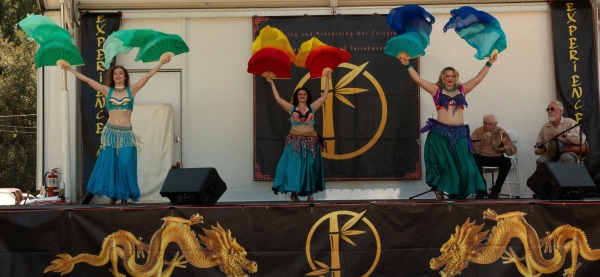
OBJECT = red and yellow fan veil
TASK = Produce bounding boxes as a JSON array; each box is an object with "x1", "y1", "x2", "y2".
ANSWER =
[
  {"x1": 295, "y1": 37, "x2": 351, "y2": 79},
  {"x1": 248, "y1": 26, "x2": 296, "y2": 79}
]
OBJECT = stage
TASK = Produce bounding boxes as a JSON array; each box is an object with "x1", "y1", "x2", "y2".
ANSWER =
[{"x1": 3, "y1": 198, "x2": 600, "y2": 277}]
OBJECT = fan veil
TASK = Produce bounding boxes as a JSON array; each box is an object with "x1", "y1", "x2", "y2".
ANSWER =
[
  {"x1": 251, "y1": 25, "x2": 296, "y2": 63},
  {"x1": 304, "y1": 45, "x2": 351, "y2": 79},
  {"x1": 136, "y1": 33, "x2": 189, "y2": 63},
  {"x1": 384, "y1": 33, "x2": 426, "y2": 60},
  {"x1": 443, "y1": 6, "x2": 506, "y2": 60},
  {"x1": 102, "y1": 29, "x2": 189, "y2": 69},
  {"x1": 247, "y1": 47, "x2": 292, "y2": 79},
  {"x1": 35, "y1": 39, "x2": 85, "y2": 68},
  {"x1": 18, "y1": 14, "x2": 85, "y2": 68},
  {"x1": 387, "y1": 4, "x2": 435, "y2": 47}
]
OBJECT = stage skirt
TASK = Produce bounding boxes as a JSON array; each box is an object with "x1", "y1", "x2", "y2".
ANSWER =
[
  {"x1": 423, "y1": 120, "x2": 485, "y2": 199},
  {"x1": 87, "y1": 123, "x2": 142, "y2": 202},
  {"x1": 272, "y1": 130, "x2": 325, "y2": 197}
]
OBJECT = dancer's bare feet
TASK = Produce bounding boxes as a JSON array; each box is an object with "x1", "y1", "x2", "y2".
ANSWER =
[
  {"x1": 290, "y1": 193, "x2": 300, "y2": 202},
  {"x1": 307, "y1": 194, "x2": 314, "y2": 202}
]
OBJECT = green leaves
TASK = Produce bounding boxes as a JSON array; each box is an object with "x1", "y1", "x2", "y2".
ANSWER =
[
  {"x1": 0, "y1": 28, "x2": 37, "y2": 193},
  {"x1": 1, "y1": 0, "x2": 40, "y2": 42}
]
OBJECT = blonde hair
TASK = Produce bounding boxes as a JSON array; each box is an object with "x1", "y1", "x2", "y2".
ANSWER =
[{"x1": 436, "y1": 67, "x2": 461, "y2": 87}]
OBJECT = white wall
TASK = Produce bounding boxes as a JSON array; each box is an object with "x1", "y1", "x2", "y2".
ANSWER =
[
  {"x1": 39, "y1": 14, "x2": 79, "y2": 202},
  {"x1": 41, "y1": 5, "x2": 556, "y2": 202}
]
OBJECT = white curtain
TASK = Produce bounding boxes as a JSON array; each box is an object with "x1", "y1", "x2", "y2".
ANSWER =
[{"x1": 133, "y1": 104, "x2": 174, "y2": 203}]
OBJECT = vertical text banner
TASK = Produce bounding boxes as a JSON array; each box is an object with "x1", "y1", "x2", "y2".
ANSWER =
[
  {"x1": 551, "y1": 0, "x2": 600, "y2": 183},
  {"x1": 253, "y1": 16, "x2": 420, "y2": 181},
  {"x1": 80, "y1": 13, "x2": 120, "y2": 188}
]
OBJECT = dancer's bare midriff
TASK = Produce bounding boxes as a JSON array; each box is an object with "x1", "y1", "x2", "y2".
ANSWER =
[{"x1": 107, "y1": 110, "x2": 132, "y2": 127}]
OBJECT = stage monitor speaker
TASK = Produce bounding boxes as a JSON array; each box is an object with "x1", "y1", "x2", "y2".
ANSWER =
[
  {"x1": 527, "y1": 162, "x2": 596, "y2": 200},
  {"x1": 160, "y1": 168, "x2": 226, "y2": 205}
]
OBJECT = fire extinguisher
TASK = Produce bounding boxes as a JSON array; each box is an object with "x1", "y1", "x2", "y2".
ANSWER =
[{"x1": 44, "y1": 168, "x2": 60, "y2": 197}]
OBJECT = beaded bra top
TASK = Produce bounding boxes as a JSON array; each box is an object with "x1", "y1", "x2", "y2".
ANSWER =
[
  {"x1": 107, "y1": 87, "x2": 134, "y2": 111},
  {"x1": 290, "y1": 105, "x2": 314, "y2": 126},
  {"x1": 433, "y1": 85, "x2": 468, "y2": 113}
]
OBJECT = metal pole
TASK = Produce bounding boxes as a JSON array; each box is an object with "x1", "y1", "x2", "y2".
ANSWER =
[{"x1": 60, "y1": 0, "x2": 72, "y2": 202}]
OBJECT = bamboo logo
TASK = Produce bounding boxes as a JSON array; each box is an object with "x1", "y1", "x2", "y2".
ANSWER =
[
  {"x1": 305, "y1": 210, "x2": 381, "y2": 276},
  {"x1": 295, "y1": 62, "x2": 388, "y2": 160}
]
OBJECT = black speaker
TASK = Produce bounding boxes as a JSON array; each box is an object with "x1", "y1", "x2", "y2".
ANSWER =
[
  {"x1": 160, "y1": 168, "x2": 226, "y2": 205},
  {"x1": 527, "y1": 162, "x2": 596, "y2": 200}
]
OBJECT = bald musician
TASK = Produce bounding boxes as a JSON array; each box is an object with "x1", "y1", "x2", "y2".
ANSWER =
[{"x1": 471, "y1": 113, "x2": 517, "y2": 199}]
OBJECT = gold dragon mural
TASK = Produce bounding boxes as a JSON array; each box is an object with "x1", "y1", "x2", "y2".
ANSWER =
[
  {"x1": 431, "y1": 209, "x2": 600, "y2": 277},
  {"x1": 44, "y1": 213, "x2": 257, "y2": 277}
]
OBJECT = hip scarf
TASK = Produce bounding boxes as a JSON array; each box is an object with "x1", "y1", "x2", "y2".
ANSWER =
[
  {"x1": 100, "y1": 123, "x2": 142, "y2": 154},
  {"x1": 285, "y1": 130, "x2": 324, "y2": 158},
  {"x1": 420, "y1": 118, "x2": 473, "y2": 152}
]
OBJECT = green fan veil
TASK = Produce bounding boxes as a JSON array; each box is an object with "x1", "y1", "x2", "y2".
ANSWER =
[
  {"x1": 103, "y1": 29, "x2": 189, "y2": 69},
  {"x1": 18, "y1": 14, "x2": 85, "y2": 68}
]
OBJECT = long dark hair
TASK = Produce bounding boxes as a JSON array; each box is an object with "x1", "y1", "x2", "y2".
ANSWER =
[
  {"x1": 292, "y1": 87, "x2": 313, "y2": 106},
  {"x1": 104, "y1": 65, "x2": 130, "y2": 87}
]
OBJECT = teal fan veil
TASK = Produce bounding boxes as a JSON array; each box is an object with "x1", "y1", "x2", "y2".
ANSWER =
[
  {"x1": 18, "y1": 14, "x2": 85, "y2": 68},
  {"x1": 103, "y1": 29, "x2": 189, "y2": 69},
  {"x1": 443, "y1": 6, "x2": 507, "y2": 60},
  {"x1": 385, "y1": 5, "x2": 435, "y2": 59}
]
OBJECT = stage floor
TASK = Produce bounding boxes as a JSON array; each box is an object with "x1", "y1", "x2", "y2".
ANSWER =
[{"x1": 3, "y1": 196, "x2": 600, "y2": 210}]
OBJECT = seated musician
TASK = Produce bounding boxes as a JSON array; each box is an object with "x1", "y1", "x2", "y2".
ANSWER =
[
  {"x1": 535, "y1": 100, "x2": 586, "y2": 164},
  {"x1": 471, "y1": 113, "x2": 517, "y2": 199}
]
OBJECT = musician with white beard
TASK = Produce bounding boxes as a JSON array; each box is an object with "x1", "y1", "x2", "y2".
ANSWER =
[{"x1": 534, "y1": 100, "x2": 586, "y2": 164}]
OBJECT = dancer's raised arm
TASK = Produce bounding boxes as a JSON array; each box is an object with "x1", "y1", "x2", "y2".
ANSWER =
[
  {"x1": 131, "y1": 57, "x2": 171, "y2": 96},
  {"x1": 461, "y1": 53, "x2": 497, "y2": 94},
  {"x1": 266, "y1": 77, "x2": 293, "y2": 113},
  {"x1": 61, "y1": 64, "x2": 108, "y2": 97},
  {"x1": 400, "y1": 57, "x2": 438, "y2": 96},
  {"x1": 311, "y1": 71, "x2": 331, "y2": 111}
]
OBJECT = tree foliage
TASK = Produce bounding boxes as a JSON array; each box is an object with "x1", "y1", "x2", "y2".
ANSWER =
[
  {"x1": 0, "y1": 1, "x2": 39, "y2": 193},
  {"x1": 1, "y1": 0, "x2": 39, "y2": 42}
]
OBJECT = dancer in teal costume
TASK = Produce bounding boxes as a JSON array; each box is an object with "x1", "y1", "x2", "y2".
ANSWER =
[
  {"x1": 62, "y1": 58, "x2": 170, "y2": 204},
  {"x1": 267, "y1": 72, "x2": 331, "y2": 202},
  {"x1": 400, "y1": 54, "x2": 496, "y2": 200}
]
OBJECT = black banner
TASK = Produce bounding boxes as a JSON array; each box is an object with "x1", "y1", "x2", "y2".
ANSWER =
[
  {"x1": 79, "y1": 14, "x2": 120, "y2": 189},
  {"x1": 253, "y1": 16, "x2": 421, "y2": 181},
  {"x1": 4, "y1": 202, "x2": 600, "y2": 276},
  {"x1": 551, "y1": 0, "x2": 600, "y2": 184}
]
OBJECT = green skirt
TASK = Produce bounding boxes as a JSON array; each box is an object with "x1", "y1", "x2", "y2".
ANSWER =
[{"x1": 424, "y1": 132, "x2": 485, "y2": 199}]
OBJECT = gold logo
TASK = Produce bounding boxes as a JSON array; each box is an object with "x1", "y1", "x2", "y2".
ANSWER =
[
  {"x1": 295, "y1": 62, "x2": 388, "y2": 160},
  {"x1": 305, "y1": 210, "x2": 381, "y2": 276}
]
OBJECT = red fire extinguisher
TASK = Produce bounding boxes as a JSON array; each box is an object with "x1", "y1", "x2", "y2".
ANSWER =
[{"x1": 45, "y1": 168, "x2": 60, "y2": 197}]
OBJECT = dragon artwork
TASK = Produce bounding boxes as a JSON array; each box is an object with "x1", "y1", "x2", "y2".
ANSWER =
[
  {"x1": 44, "y1": 213, "x2": 258, "y2": 277},
  {"x1": 431, "y1": 209, "x2": 600, "y2": 277}
]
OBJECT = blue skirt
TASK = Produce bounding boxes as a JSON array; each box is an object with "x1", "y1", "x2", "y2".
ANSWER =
[
  {"x1": 422, "y1": 120, "x2": 485, "y2": 199},
  {"x1": 272, "y1": 131, "x2": 325, "y2": 197},
  {"x1": 87, "y1": 124, "x2": 141, "y2": 202}
]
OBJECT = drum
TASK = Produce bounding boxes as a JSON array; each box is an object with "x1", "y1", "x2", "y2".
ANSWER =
[
  {"x1": 492, "y1": 130, "x2": 505, "y2": 148},
  {"x1": 547, "y1": 138, "x2": 588, "y2": 160}
]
